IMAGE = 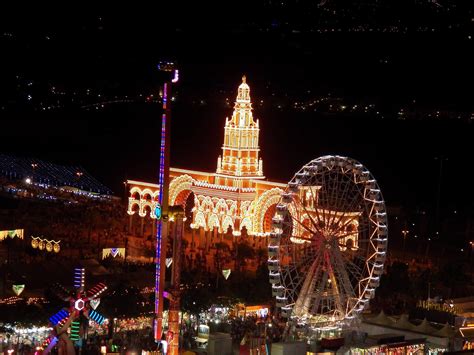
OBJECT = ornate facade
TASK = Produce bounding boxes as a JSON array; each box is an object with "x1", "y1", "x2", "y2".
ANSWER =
[{"x1": 127, "y1": 77, "x2": 285, "y2": 237}]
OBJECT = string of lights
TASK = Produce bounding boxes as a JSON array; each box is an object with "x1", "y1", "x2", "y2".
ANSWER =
[{"x1": 31, "y1": 236, "x2": 61, "y2": 253}]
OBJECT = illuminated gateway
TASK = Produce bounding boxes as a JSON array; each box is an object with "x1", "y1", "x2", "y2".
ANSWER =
[{"x1": 127, "y1": 76, "x2": 286, "y2": 240}]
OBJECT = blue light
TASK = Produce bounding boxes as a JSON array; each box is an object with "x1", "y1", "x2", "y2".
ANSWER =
[
  {"x1": 89, "y1": 310, "x2": 105, "y2": 325},
  {"x1": 74, "y1": 268, "x2": 85, "y2": 289},
  {"x1": 155, "y1": 204, "x2": 162, "y2": 220},
  {"x1": 49, "y1": 309, "x2": 68, "y2": 326}
]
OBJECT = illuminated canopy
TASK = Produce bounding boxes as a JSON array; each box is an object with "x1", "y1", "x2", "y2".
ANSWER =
[
  {"x1": 102, "y1": 247, "x2": 126, "y2": 259},
  {"x1": 0, "y1": 229, "x2": 24, "y2": 241}
]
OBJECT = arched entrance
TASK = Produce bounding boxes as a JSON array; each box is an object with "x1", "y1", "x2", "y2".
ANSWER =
[
  {"x1": 169, "y1": 175, "x2": 194, "y2": 207},
  {"x1": 253, "y1": 188, "x2": 284, "y2": 236},
  {"x1": 263, "y1": 204, "x2": 277, "y2": 233}
]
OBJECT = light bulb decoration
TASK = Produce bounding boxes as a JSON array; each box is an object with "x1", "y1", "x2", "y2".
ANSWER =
[
  {"x1": 73, "y1": 268, "x2": 85, "y2": 289},
  {"x1": 74, "y1": 299, "x2": 85, "y2": 311},
  {"x1": 49, "y1": 309, "x2": 69, "y2": 326},
  {"x1": 69, "y1": 321, "x2": 81, "y2": 341},
  {"x1": 40, "y1": 335, "x2": 58, "y2": 353},
  {"x1": 42, "y1": 268, "x2": 108, "y2": 354},
  {"x1": 101, "y1": 247, "x2": 125, "y2": 259},
  {"x1": 172, "y1": 69, "x2": 179, "y2": 83},
  {"x1": 89, "y1": 298, "x2": 100, "y2": 310},
  {"x1": 12, "y1": 284, "x2": 25, "y2": 296},
  {"x1": 222, "y1": 269, "x2": 231, "y2": 280},
  {"x1": 42, "y1": 314, "x2": 75, "y2": 355},
  {"x1": 0, "y1": 229, "x2": 24, "y2": 241},
  {"x1": 89, "y1": 309, "x2": 105, "y2": 324},
  {"x1": 31, "y1": 236, "x2": 60, "y2": 253}
]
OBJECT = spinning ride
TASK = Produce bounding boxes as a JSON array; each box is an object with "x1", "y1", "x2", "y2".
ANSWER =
[
  {"x1": 42, "y1": 268, "x2": 107, "y2": 354},
  {"x1": 268, "y1": 156, "x2": 388, "y2": 336}
]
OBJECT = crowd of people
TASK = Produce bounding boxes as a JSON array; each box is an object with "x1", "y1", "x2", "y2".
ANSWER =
[{"x1": 83, "y1": 328, "x2": 157, "y2": 354}]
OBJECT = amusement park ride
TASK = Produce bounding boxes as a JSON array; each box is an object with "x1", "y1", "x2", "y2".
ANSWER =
[
  {"x1": 153, "y1": 62, "x2": 181, "y2": 355},
  {"x1": 43, "y1": 268, "x2": 107, "y2": 354},
  {"x1": 268, "y1": 155, "x2": 388, "y2": 340}
]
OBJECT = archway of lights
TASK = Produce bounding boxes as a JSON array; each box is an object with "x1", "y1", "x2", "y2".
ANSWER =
[{"x1": 127, "y1": 76, "x2": 285, "y2": 238}]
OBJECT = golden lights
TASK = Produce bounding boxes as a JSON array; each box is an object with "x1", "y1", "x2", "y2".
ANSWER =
[{"x1": 31, "y1": 236, "x2": 60, "y2": 253}]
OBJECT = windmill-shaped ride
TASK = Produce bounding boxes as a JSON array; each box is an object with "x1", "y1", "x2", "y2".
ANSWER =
[{"x1": 42, "y1": 268, "x2": 107, "y2": 354}]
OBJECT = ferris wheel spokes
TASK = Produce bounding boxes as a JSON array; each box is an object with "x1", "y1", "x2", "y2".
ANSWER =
[{"x1": 293, "y1": 255, "x2": 320, "y2": 318}]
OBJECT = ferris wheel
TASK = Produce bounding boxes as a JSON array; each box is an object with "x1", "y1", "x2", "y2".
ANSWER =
[{"x1": 268, "y1": 155, "x2": 388, "y2": 330}]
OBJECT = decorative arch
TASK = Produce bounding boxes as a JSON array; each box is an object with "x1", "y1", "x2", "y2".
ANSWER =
[
  {"x1": 215, "y1": 199, "x2": 228, "y2": 215},
  {"x1": 240, "y1": 200, "x2": 253, "y2": 218},
  {"x1": 263, "y1": 204, "x2": 277, "y2": 235},
  {"x1": 202, "y1": 196, "x2": 214, "y2": 213},
  {"x1": 226, "y1": 200, "x2": 238, "y2": 216},
  {"x1": 222, "y1": 216, "x2": 234, "y2": 234},
  {"x1": 174, "y1": 189, "x2": 193, "y2": 208},
  {"x1": 253, "y1": 188, "x2": 284, "y2": 235},
  {"x1": 240, "y1": 217, "x2": 252, "y2": 232},
  {"x1": 127, "y1": 200, "x2": 140, "y2": 215},
  {"x1": 169, "y1": 175, "x2": 195, "y2": 206},
  {"x1": 141, "y1": 188, "x2": 154, "y2": 201},
  {"x1": 192, "y1": 211, "x2": 207, "y2": 230},
  {"x1": 130, "y1": 187, "x2": 142, "y2": 201},
  {"x1": 194, "y1": 195, "x2": 203, "y2": 211},
  {"x1": 210, "y1": 197, "x2": 219, "y2": 213},
  {"x1": 208, "y1": 214, "x2": 221, "y2": 232},
  {"x1": 130, "y1": 187, "x2": 142, "y2": 196},
  {"x1": 140, "y1": 204, "x2": 152, "y2": 217}
]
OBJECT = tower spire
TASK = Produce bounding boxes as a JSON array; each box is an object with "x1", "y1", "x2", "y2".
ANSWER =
[
  {"x1": 236, "y1": 75, "x2": 251, "y2": 104},
  {"x1": 216, "y1": 76, "x2": 264, "y2": 183}
]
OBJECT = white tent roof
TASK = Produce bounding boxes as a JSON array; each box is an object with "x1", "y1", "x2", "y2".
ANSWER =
[
  {"x1": 370, "y1": 310, "x2": 395, "y2": 326},
  {"x1": 434, "y1": 322, "x2": 455, "y2": 338},
  {"x1": 414, "y1": 318, "x2": 436, "y2": 334},
  {"x1": 394, "y1": 314, "x2": 416, "y2": 331}
]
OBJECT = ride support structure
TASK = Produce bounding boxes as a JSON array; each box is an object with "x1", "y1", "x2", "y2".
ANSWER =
[{"x1": 154, "y1": 64, "x2": 179, "y2": 344}]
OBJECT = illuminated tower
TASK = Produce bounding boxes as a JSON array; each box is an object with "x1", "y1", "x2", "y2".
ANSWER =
[{"x1": 216, "y1": 76, "x2": 264, "y2": 188}]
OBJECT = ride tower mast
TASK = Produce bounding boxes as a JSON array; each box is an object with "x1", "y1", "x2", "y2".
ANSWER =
[{"x1": 154, "y1": 62, "x2": 179, "y2": 343}]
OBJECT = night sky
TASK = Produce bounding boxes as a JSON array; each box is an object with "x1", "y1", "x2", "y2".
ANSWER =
[{"x1": 1, "y1": 1, "x2": 473, "y2": 215}]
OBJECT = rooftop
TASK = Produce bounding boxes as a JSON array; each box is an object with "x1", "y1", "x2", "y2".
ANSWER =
[{"x1": 0, "y1": 154, "x2": 112, "y2": 195}]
